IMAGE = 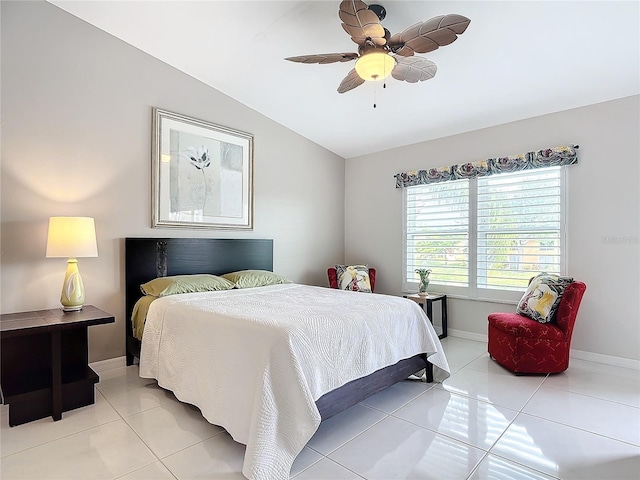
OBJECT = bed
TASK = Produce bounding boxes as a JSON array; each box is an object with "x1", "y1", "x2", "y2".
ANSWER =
[{"x1": 125, "y1": 237, "x2": 449, "y2": 479}]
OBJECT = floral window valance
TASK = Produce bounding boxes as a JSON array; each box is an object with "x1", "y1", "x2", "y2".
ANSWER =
[{"x1": 394, "y1": 145, "x2": 579, "y2": 188}]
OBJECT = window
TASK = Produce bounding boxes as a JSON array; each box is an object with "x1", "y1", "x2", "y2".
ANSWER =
[
  {"x1": 403, "y1": 167, "x2": 566, "y2": 301},
  {"x1": 404, "y1": 180, "x2": 470, "y2": 287}
]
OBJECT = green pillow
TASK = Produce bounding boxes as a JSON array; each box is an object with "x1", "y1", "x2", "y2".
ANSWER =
[
  {"x1": 221, "y1": 270, "x2": 291, "y2": 289},
  {"x1": 140, "y1": 274, "x2": 235, "y2": 297}
]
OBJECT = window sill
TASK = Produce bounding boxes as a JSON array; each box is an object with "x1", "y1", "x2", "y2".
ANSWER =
[
  {"x1": 443, "y1": 293, "x2": 518, "y2": 305},
  {"x1": 403, "y1": 291, "x2": 519, "y2": 306}
]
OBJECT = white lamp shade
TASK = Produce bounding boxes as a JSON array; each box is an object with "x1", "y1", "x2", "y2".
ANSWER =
[
  {"x1": 355, "y1": 52, "x2": 396, "y2": 81},
  {"x1": 46, "y1": 217, "x2": 98, "y2": 258}
]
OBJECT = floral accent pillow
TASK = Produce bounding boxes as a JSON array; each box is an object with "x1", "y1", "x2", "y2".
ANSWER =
[
  {"x1": 516, "y1": 273, "x2": 574, "y2": 323},
  {"x1": 335, "y1": 265, "x2": 372, "y2": 293}
]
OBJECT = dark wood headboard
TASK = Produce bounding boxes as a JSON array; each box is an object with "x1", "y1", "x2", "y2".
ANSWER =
[{"x1": 124, "y1": 237, "x2": 273, "y2": 364}]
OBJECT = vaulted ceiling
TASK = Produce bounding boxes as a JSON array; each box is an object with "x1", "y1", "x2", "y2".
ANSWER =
[{"x1": 50, "y1": 1, "x2": 640, "y2": 158}]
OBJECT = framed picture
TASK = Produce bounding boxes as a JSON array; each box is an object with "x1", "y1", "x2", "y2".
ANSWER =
[{"x1": 152, "y1": 108, "x2": 253, "y2": 229}]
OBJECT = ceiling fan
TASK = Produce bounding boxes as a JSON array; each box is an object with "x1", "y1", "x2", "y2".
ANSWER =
[{"x1": 285, "y1": 0, "x2": 471, "y2": 94}]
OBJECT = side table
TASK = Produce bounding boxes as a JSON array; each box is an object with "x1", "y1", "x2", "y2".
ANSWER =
[
  {"x1": 0, "y1": 305, "x2": 115, "y2": 426},
  {"x1": 404, "y1": 293, "x2": 448, "y2": 339}
]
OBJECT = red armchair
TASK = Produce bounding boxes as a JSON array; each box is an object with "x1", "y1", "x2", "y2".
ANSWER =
[
  {"x1": 327, "y1": 267, "x2": 376, "y2": 292},
  {"x1": 488, "y1": 281, "x2": 586, "y2": 374}
]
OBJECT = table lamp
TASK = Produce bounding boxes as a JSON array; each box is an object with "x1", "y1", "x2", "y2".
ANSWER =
[{"x1": 46, "y1": 217, "x2": 98, "y2": 311}]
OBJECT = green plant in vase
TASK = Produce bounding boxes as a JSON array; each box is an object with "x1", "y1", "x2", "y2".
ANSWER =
[{"x1": 415, "y1": 268, "x2": 432, "y2": 296}]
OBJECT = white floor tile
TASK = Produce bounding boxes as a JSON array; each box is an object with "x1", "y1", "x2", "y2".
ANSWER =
[
  {"x1": 117, "y1": 461, "x2": 176, "y2": 480},
  {"x1": 360, "y1": 379, "x2": 434, "y2": 414},
  {"x1": 523, "y1": 386, "x2": 640, "y2": 445},
  {"x1": 306, "y1": 403, "x2": 386, "y2": 455},
  {"x1": 97, "y1": 365, "x2": 156, "y2": 390},
  {"x1": 469, "y1": 453, "x2": 557, "y2": 480},
  {"x1": 124, "y1": 399, "x2": 225, "y2": 458},
  {"x1": 98, "y1": 378, "x2": 177, "y2": 418},
  {"x1": 293, "y1": 458, "x2": 364, "y2": 479},
  {"x1": 290, "y1": 446, "x2": 324, "y2": 477},
  {"x1": 465, "y1": 354, "x2": 529, "y2": 377},
  {"x1": 440, "y1": 367, "x2": 545, "y2": 411},
  {"x1": 568, "y1": 358, "x2": 640, "y2": 380},
  {"x1": 438, "y1": 337, "x2": 487, "y2": 371},
  {"x1": 328, "y1": 415, "x2": 486, "y2": 479},
  {"x1": 0, "y1": 419, "x2": 157, "y2": 479},
  {"x1": 0, "y1": 391, "x2": 120, "y2": 458},
  {"x1": 393, "y1": 387, "x2": 518, "y2": 450},
  {"x1": 164, "y1": 436, "x2": 322, "y2": 479},
  {"x1": 491, "y1": 413, "x2": 640, "y2": 479},
  {"x1": 91, "y1": 357, "x2": 127, "y2": 374},
  {"x1": 162, "y1": 431, "x2": 247, "y2": 479},
  {"x1": 1, "y1": 338, "x2": 638, "y2": 480},
  {"x1": 542, "y1": 360, "x2": 640, "y2": 408}
]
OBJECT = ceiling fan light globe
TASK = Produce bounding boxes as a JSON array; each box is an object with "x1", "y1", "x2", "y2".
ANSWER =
[{"x1": 355, "y1": 52, "x2": 395, "y2": 81}]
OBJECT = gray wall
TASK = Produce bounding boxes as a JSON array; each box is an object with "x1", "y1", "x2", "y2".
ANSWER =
[
  {"x1": 345, "y1": 96, "x2": 640, "y2": 365},
  {"x1": 1, "y1": 1, "x2": 345, "y2": 361}
]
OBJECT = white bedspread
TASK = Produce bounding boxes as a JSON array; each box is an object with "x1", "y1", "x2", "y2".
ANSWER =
[{"x1": 139, "y1": 284, "x2": 449, "y2": 479}]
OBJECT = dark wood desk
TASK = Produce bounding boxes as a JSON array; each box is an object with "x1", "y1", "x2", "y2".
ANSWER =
[
  {"x1": 404, "y1": 293, "x2": 448, "y2": 339},
  {"x1": 0, "y1": 305, "x2": 114, "y2": 426}
]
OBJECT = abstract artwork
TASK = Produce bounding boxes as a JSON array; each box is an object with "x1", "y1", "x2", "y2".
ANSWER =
[{"x1": 152, "y1": 108, "x2": 253, "y2": 229}]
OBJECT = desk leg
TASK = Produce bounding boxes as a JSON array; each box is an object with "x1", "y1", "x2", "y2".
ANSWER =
[
  {"x1": 51, "y1": 330, "x2": 62, "y2": 421},
  {"x1": 426, "y1": 300, "x2": 443, "y2": 338},
  {"x1": 441, "y1": 297, "x2": 448, "y2": 339}
]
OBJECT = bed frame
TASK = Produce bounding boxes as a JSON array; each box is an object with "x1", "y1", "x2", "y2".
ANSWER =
[{"x1": 124, "y1": 237, "x2": 433, "y2": 421}]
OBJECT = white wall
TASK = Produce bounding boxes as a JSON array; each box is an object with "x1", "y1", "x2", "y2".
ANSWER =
[
  {"x1": 345, "y1": 96, "x2": 640, "y2": 364},
  {"x1": 1, "y1": 1, "x2": 345, "y2": 361}
]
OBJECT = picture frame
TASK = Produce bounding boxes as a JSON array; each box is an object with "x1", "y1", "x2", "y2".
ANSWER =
[{"x1": 152, "y1": 108, "x2": 253, "y2": 230}]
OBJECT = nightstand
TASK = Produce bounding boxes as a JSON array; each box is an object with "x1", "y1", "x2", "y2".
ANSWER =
[
  {"x1": 0, "y1": 305, "x2": 115, "y2": 426},
  {"x1": 404, "y1": 293, "x2": 448, "y2": 339}
]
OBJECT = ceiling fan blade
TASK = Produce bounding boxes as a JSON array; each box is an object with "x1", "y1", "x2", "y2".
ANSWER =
[
  {"x1": 389, "y1": 14, "x2": 471, "y2": 57},
  {"x1": 339, "y1": 0, "x2": 386, "y2": 46},
  {"x1": 337, "y1": 68, "x2": 365, "y2": 93},
  {"x1": 391, "y1": 57, "x2": 437, "y2": 83},
  {"x1": 285, "y1": 53, "x2": 359, "y2": 64}
]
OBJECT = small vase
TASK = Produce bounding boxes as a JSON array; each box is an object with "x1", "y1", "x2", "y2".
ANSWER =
[
  {"x1": 418, "y1": 279, "x2": 429, "y2": 296},
  {"x1": 415, "y1": 269, "x2": 431, "y2": 296}
]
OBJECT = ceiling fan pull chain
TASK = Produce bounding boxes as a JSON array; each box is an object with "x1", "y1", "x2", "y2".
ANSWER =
[{"x1": 373, "y1": 82, "x2": 377, "y2": 108}]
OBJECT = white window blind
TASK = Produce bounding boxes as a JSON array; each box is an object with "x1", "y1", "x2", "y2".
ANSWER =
[
  {"x1": 477, "y1": 167, "x2": 563, "y2": 291},
  {"x1": 403, "y1": 166, "x2": 566, "y2": 298},
  {"x1": 404, "y1": 180, "x2": 470, "y2": 289}
]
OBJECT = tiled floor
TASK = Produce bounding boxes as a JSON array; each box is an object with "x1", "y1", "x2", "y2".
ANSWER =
[{"x1": 1, "y1": 337, "x2": 639, "y2": 479}]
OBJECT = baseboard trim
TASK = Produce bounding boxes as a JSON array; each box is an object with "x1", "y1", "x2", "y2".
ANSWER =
[
  {"x1": 90, "y1": 356, "x2": 126, "y2": 372},
  {"x1": 569, "y1": 349, "x2": 640, "y2": 371},
  {"x1": 448, "y1": 329, "x2": 487, "y2": 343},
  {"x1": 447, "y1": 330, "x2": 639, "y2": 371}
]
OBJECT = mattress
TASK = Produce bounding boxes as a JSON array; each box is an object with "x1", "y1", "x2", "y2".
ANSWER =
[{"x1": 139, "y1": 283, "x2": 449, "y2": 479}]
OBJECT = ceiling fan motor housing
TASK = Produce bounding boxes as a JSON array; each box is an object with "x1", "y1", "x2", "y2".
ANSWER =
[{"x1": 368, "y1": 4, "x2": 386, "y2": 21}]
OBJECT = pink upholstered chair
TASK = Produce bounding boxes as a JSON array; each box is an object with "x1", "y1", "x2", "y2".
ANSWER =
[
  {"x1": 327, "y1": 267, "x2": 376, "y2": 293},
  {"x1": 487, "y1": 281, "x2": 586, "y2": 374}
]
